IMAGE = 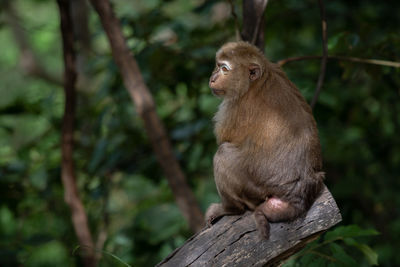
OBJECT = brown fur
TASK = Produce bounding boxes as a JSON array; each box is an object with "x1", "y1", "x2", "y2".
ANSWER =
[{"x1": 206, "y1": 42, "x2": 324, "y2": 239}]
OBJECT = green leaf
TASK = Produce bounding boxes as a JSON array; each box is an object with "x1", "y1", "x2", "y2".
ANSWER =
[
  {"x1": 281, "y1": 258, "x2": 296, "y2": 267},
  {"x1": 88, "y1": 138, "x2": 108, "y2": 173},
  {"x1": 330, "y1": 243, "x2": 357, "y2": 266},
  {"x1": 325, "y1": 225, "x2": 379, "y2": 241},
  {"x1": 27, "y1": 240, "x2": 71, "y2": 267},
  {"x1": 300, "y1": 253, "x2": 316, "y2": 266},
  {"x1": 309, "y1": 257, "x2": 328, "y2": 267},
  {"x1": 138, "y1": 204, "x2": 186, "y2": 244},
  {"x1": 343, "y1": 238, "x2": 379, "y2": 265},
  {"x1": 30, "y1": 168, "x2": 48, "y2": 190},
  {"x1": 0, "y1": 206, "x2": 16, "y2": 235},
  {"x1": 328, "y1": 32, "x2": 346, "y2": 51}
]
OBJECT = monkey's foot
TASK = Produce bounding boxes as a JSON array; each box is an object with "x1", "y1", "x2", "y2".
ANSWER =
[
  {"x1": 205, "y1": 203, "x2": 226, "y2": 227},
  {"x1": 206, "y1": 215, "x2": 220, "y2": 227}
]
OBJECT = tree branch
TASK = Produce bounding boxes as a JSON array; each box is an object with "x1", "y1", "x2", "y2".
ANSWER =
[
  {"x1": 56, "y1": 1, "x2": 96, "y2": 266},
  {"x1": 88, "y1": 0, "x2": 204, "y2": 232},
  {"x1": 311, "y1": 0, "x2": 328, "y2": 109},
  {"x1": 241, "y1": 0, "x2": 267, "y2": 51},
  {"x1": 95, "y1": 174, "x2": 111, "y2": 260},
  {"x1": 251, "y1": 0, "x2": 268, "y2": 45},
  {"x1": 157, "y1": 186, "x2": 341, "y2": 267},
  {"x1": 277, "y1": 55, "x2": 400, "y2": 68},
  {"x1": 70, "y1": 0, "x2": 92, "y2": 89}
]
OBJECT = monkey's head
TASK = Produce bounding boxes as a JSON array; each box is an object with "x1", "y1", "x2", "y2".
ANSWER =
[{"x1": 209, "y1": 42, "x2": 266, "y2": 99}]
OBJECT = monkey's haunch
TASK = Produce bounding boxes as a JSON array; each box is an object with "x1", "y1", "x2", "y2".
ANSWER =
[{"x1": 267, "y1": 197, "x2": 289, "y2": 210}]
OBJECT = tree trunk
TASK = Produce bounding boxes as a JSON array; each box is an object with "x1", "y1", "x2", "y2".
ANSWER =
[
  {"x1": 57, "y1": 0, "x2": 96, "y2": 266},
  {"x1": 241, "y1": 0, "x2": 268, "y2": 51},
  {"x1": 88, "y1": 0, "x2": 204, "y2": 233}
]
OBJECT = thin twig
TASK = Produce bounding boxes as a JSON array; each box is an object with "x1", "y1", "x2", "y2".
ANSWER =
[
  {"x1": 57, "y1": 0, "x2": 96, "y2": 266},
  {"x1": 333, "y1": 56, "x2": 400, "y2": 68},
  {"x1": 95, "y1": 173, "x2": 111, "y2": 260},
  {"x1": 277, "y1": 55, "x2": 400, "y2": 68},
  {"x1": 228, "y1": 0, "x2": 241, "y2": 41},
  {"x1": 311, "y1": 0, "x2": 328, "y2": 109}
]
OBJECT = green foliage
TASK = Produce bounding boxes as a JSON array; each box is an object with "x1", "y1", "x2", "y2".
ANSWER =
[
  {"x1": 0, "y1": 0, "x2": 399, "y2": 266},
  {"x1": 73, "y1": 245, "x2": 132, "y2": 267},
  {"x1": 283, "y1": 225, "x2": 379, "y2": 267}
]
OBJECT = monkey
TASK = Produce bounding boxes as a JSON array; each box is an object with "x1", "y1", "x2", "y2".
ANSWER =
[{"x1": 205, "y1": 41, "x2": 324, "y2": 239}]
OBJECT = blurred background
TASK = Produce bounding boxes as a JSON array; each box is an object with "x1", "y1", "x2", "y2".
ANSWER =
[{"x1": 0, "y1": 0, "x2": 399, "y2": 266}]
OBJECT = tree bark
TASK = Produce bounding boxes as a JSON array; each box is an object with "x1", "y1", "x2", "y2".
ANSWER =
[
  {"x1": 70, "y1": 0, "x2": 91, "y2": 55},
  {"x1": 241, "y1": 0, "x2": 268, "y2": 51},
  {"x1": 157, "y1": 186, "x2": 341, "y2": 267},
  {"x1": 57, "y1": 1, "x2": 96, "y2": 266},
  {"x1": 70, "y1": 0, "x2": 92, "y2": 90},
  {"x1": 88, "y1": 0, "x2": 204, "y2": 232}
]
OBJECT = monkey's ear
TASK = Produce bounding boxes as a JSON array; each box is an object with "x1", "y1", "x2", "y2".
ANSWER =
[{"x1": 249, "y1": 64, "x2": 261, "y2": 81}]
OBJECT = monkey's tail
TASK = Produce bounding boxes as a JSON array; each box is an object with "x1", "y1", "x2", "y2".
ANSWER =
[{"x1": 304, "y1": 171, "x2": 325, "y2": 208}]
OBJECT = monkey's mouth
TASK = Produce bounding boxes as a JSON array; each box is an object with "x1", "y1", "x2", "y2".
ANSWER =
[{"x1": 211, "y1": 88, "x2": 226, "y2": 96}]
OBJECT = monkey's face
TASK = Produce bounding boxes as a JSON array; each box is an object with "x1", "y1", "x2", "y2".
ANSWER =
[
  {"x1": 209, "y1": 53, "x2": 262, "y2": 99},
  {"x1": 209, "y1": 60, "x2": 234, "y2": 97},
  {"x1": 209, "y1": 60, "x2": 252, "y2": 99}
]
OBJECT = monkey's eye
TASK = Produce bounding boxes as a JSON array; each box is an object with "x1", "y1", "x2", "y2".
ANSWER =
[{"x1": 220, "y1": 64, "x2": 230, "y2": 72}]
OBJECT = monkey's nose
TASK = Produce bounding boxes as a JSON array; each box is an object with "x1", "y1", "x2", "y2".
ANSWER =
[{"x1": 210, "y1": 73, "x2": 218, "y2": 83}]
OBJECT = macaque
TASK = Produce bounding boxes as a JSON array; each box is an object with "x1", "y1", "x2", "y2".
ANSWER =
[{"x1": 206, "y1": 42, "x2": 324, "y2": 239}]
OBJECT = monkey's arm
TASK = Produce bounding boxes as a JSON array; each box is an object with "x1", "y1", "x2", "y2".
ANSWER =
[{"x1": 206, "y1": 142, "x2": 249, "y2": 226}]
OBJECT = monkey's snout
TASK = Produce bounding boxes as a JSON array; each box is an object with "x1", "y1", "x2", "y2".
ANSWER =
[
  {"x1": 209, "y1": 78, "x2": 215, "y2": 90},
  {"x1": 210, "y1": 73, "x2": 218, "y2": 83}
]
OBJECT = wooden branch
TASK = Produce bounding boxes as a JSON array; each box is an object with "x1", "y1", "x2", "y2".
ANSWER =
[
  {"x1": 157, "y1": 186, "x2": 341, "y2": 267},
  {"x1": 311, "y1": 0, "x2": 328, "y2": 109},
  {"x1": 242, "y1": 0, "x2": 267, "y2": 51},
  {"x1": 95, "y1": 174, "x2": 111, "y2": 259},
  {"x1": 251, "y1": 0, "x2": 268, "y2": 45},
  {"x1": 88, "y1": 0, "x2": 204, "y2": 232},
  {"x1": 57, "y1": 1, "x2": 96, "y2": 266},
  {"x1": 277, "y1": 55, "x2": 400, "y2": 68}
]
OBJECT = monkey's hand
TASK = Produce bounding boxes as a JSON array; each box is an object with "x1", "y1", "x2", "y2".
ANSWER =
[{"x1": 205, "y1": 203, "x2": 226, "y2": 227}]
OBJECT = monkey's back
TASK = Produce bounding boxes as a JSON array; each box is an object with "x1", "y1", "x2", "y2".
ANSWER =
[{"x1": 214, "y1": 65, "x2": 324, "y2": 209}]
